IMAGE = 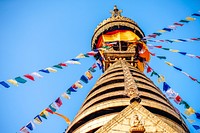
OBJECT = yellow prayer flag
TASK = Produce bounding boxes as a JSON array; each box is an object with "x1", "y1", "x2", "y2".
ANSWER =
[
  {"x1": 7, "y1": 79, "x2": 18, "y2": 86},
  {"x1": 157, "y1": 30, "x2": 166, "y2": 33},
  {"x1": 53, "y1": 112, "x2": 71, "y2": 124},
  {"x1": 169, "y1": 49, "x2": 179, "y2": 53},
  {"x1": 187, "y1": 119, "x2": 195, "y2": 123},
  {"x1": 173, "y1": 40, "x2": 181, "y2": 42},
  {"x1": 158, "y1": 75, "x2": 165, "y2": 83},
  {"x1": 46, "y1": 67, "x2": 57, "y2": 72},
  {"x1": 165, "y1": 61, "x2": 173, "y2": 66},
  {"x1": 184, "y1": 107, "x2": 195, "y2": 116},
  {"x1": 61, "y1": 92, "x2": 70, "y2": 99},
  {"x1": 76, "y1": 53, "x2": 85, "y2": 58},
  {"x1": 85, "y1": 71, "x2": 93, "y2": 80},
  {"x1": 33, "y1": 118, "x2": 42, "y2": 125},
  {"x1": 186, "y1": 17, "x2": 196, "y2": 21}
]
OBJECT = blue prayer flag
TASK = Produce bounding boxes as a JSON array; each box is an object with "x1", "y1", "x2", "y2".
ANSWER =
[
  {"x1": 0, "y1": 81, "x2": 10, "y2": 88},
  {"x1": 193, "y1": 125, "x2": 200, "y2": 130},
  {"x1": 173, "y1": 66, "x2": 182, "y2": 71},
  {"x1": 39, "y1": 69, "x2": 50, "y2": 73},
  {"x1": 80, "y1": 75, "x2": 89, "y2": 84},
  {"x1": 163, "y1": 82, "x2": 171, "y2": 92}
]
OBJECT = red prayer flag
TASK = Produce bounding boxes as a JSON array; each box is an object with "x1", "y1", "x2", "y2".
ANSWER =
[
  {"x1": 150, "y1": 52, "x2": 155, "y2": 56},
  {"x1": 92, "y1": 63, "x2": 97, "y2": 68},
  {"x1": 196, "y1": 56, "x2": 200, "y2": 59},
  {"x1": 46, "y1": 108, "x2": 54, "y2": 114},
  {"x1": 148, "y1": 34, "x2": 157, "y2": 38},
  {"x1": 55, "y1": 97, "x2": 62, "y2": 107},
  {"x1": 87, "y1": 51, "x2": 98, "y2": 56},
  {"x1": 174, "y1": 22, "x2": 184, "y2": 26},
  {"x1": 24, "y1": 74, "x2": 35, "y2": 81},
  {"x1": 154, "y1": 45, "x2": 162, "y2": 48},
  {"x1": 189, "y1": 76, "x2": 197, "y2": 81},
  {"x1": 59, "y1": 63, "x2": 67, "y2": 67},
  {"x1": 147, "y1": 66, "x2": 152, "y2": 73},
  {"x1": 72, "y1": 84, "x2": 78, "y2": 89},
  {"x1": 174, "y1": 95, "x2": 182, "y2": 104}
]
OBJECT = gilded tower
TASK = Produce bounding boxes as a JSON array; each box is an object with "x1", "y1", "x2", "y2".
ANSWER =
[{"x1": 66, "y1": 6, "x2": 189, "y2": 133}]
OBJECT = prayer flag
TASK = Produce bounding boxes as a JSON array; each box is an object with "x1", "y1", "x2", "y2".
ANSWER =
[
  {"x1": 179, "y1": 52, "x2": 187, "y2": 55},
  {"x1": 89, "y1": 67, "x2": 96, "y2": 72},
  {"x1": 31, "y1": 72, "x2": 43, "y2": 78},
  {"x1": 174, "y1": 95, "x2": 182, "y2": 104},
  {"x1": 173, "y1": 22, "x2": 184, "y2": 26},
  {"x1": 157, "y1": 75, "x2": 165, "y2": 83},
  {"x1": 0, "y1": 81, "x2": 10, "y2": 88},
  {"x1": 46, "y1": 108, "x2": 54, "y2": 114},
  {"x1": 186, "y1": 54, "x2": 196, "y2": 58},
  {"x1": 46, "y1": 67, "x2": 57, "y2": 72},
  {"x1": 7, "y1": 79, "x2": 18, "y2": 86},
  {"x1": 195, "y1": 112, "x2": 200, "y2": 119},
  {"x1": 189, "y1": 76, "x2": 197, "y2": 81},
  {"x1": 20, "y1": 126, "x2": 30, "y2": 133},
  {"x1": 55, "y1": 97, "x2": 62, "y2": 107},
  {"x1": 153, "y1": 32, "x2": 162, "y2": 36},
  {"x1": 180, "y1": 100, "x2": 190, "y2": 109},
  {"x1": 96, "y1": 59, "x2": 102, "y2": 69},
  {"x1": 24, "y1": 74, "x2": 34, "y2": 81},
  {"x1": 178, "y1": 39, "x2": 187, "y2": 42},
  {"x1": 165, "y1": 39, "x2": 173, "y2": 43},
  {"x1": 33, "y1": 115, "x2": 42, "y2": 124},
  {"x1": 163, "y1": 82, "x2": 171, "y2": 92},
  {"x1": 156, "y1": 56, "x2": 166, "y2": 59},
  {"x1": 76, "y1": 53, "x2": 87, "y2": 58},
  {"x1": 65, "y1": 60, "x2": 81, "y2": 65},
  {"x1": 66, "y1": 89, "x2": 71, "y2": 95},
  {"x1": 87, "y1": 51, "x2": 98, "y2": 56},
  {"x1": 179, "y1": 20, "x2": 189, "y2": 23},
  {"x1": 154, "y1": 45, "x2": 162, "y2": 48},
  {"x1": 39, "y1": 69, "x2": 50, "y2": 73},
  {"x1": 192, "y1": 13, "x2": 200, "y2": 16},
  {"x1": 181, "y1": 71, "x2": 190, "y2": 77},
  {"x1": 92, "y1": 63, "x2": 97, "y2": 68},
  {"x1": 26, "y1": 121, "x2": 35, "y2": 131},
  {"x1": 80, "y1": 75, "x2": 89, "y2": 83},
  {"x1": 68, "y1": 87, "x2": 77, "y2": 92},
  {"x1": 173, "y1": 66, "x2": 182, "y2": 71},
  {"x1": 165, "y1": 61, "x2": 173, "y2": 66},
  {"x1": 70, "y1": 58, "x2": 79, "y2": 61},
  {"x1": 150, "y1": 71, "x2": 159, "y2": 77},
  {"x1": 74, "y1": 81, "x2": 83, "y2": 88},
  {"x1": 15, "y1": 77, "x2": 27, "y2": 83},
  {"x1": 157, "y1": 30, "x2": 166, "y2": 33},
  {"x1": 147, "y1": 66, "x2": 152, "y2": 73},
  {"x1": 185, "y1": 17, "x2": 196, "y2": 21},
  {"x1": 187, "y1": 119, "x2": 195, "y2": 123},
  {"x1": 192, "y1": 125, "x2": 200, "y2": 130},
  {"x1": 61, "y1": 92, "x2": 70, "y2": 99},
  {"x1": 85, "y1": 71, "x2": 93, "y2": 80},
  {"x1": 185, "y1": 107, "x2": 195, "y2": 116},
  {"x1": 72, "y1": 84, "x2": 78, "y2": 89},
  {"x1": 170, "y1": 49, "x2": 179, "y2": 53},
  {"x1": 53, "y1": 65, "x2": 63, "y2": 69},
  {"x1": 166, "y1": 88, "x2": 178, "y2": 99},
  {"x1": 168, "y1": 25, "x2": 176, "y2": 30},
  {"x1": 148, "y1": 34, "x2": 157, "y2": 38},
  {"x1": 49, "y1": 103, "x2": 58, "y2": 112},
  {"x1": 59, "y1": 63, "x2": 67, "y2": 67},
  {"x1": 39, "y1": 110, "x2": 48, "y2": 119},
  {"x1": 163, "y1": 28, "x2": 172, "y2": 32},
  {"x1": 150, "y1": 52, "x2": 155, "y2": 56},
  {"x1": 162, "y1": 48, "x2": 170, "y2": 50}
]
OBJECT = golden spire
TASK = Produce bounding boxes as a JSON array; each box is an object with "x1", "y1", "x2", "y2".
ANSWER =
[{"x1": 110, "y1": 5, "x2": 123, "y2": 17}]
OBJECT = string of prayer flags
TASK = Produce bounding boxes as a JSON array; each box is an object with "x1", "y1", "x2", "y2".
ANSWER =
[
  {"x1": 142, "y1": 10, "x2": 199, "y2": 40},
  {"x1": 147, "y1": 44, "x2": 200, "y2": 59},
  {"x1": 147, "y1": 37, "x2": 200, "y2": 43},
  {"x1": 19, "y1": 62, "x2": 100, "y2": 132},
  {"x1": 146, "y1": 64, "x2": 200, "y2": 129}
]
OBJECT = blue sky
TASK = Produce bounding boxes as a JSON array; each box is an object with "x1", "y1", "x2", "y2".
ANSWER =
[{"x1": 0, "y1": 0, "x2": 200, "y2": 133}]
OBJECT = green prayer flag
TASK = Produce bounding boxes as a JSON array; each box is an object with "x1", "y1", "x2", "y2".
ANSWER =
[
  {"x1": 53, "y1": 65, "x2": 63, "y2": 69},
  {"x1": 15, "y1": 77, "x2": 27, "y2": 83},
  {"x1": 150, "y1": 71, "x2": 159, "y2": 77},
  {"x1": 180, "y1": 100, "x2": 190, "y2": 109},
  {"x1": 156, "y1": 56, "x2": 166, "y2": 59},
  {"x1": 162, "y1": 48, "x2": 170, "y2": 50},
  {"x1": 179, "y1": 20, "x2": 189, "y2": 23}
]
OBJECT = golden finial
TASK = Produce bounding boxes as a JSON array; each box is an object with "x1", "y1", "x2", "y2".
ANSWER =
[{"x1": 110, "y1": 5, "x2": 122, "y2": 18}]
